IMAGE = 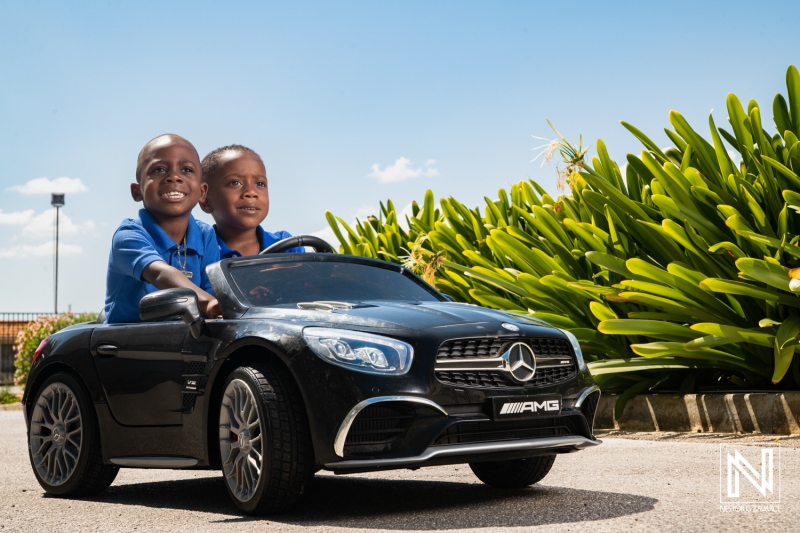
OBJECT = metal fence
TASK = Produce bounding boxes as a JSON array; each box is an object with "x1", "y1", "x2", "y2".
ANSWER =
[{"x1": 0, "y1": 313, "x2": 54, "y2": 385}]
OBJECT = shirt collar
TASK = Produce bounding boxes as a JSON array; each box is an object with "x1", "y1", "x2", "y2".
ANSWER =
[
  {"x1": 255, "y1": 225, "x2": 267, "y2": 249},
  {"x1": 215, "y1": 227, "x2": 240, "y2": 258},
  {"x1": 214, "y1": 225, "x2": 268, "y2": 258},
  {"x1": 139, "y1": 209, "x2": 202, "y2": 254}
]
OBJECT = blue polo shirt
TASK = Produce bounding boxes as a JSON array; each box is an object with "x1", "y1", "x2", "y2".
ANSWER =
[
  {"x1": 215, "y1": 226, "x2": 305, "y2": 258},
  {"x1": 104, "y1": 209, "x2": 221, "y2": 324}
]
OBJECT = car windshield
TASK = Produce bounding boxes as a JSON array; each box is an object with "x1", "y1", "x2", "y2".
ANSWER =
[{"x1": 229, "y1": 259, "x2": 440, "y2": 307}]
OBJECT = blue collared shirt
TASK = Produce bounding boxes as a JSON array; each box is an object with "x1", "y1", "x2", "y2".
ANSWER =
[
  {"x1": 104, "y1": 209, "x2": 221, "y2": 324},
  {"x1": 215, "y1": 226, "x2": 305, "y2": 258}
]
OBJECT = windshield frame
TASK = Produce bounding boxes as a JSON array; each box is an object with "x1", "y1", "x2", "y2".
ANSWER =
[{"x1": 209, "y1": 253, "x2": 446, "y2": 317}]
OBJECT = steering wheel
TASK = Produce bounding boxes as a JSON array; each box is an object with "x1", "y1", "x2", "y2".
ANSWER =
[{"x1": 259, "y1": 235, "x2": 335, "y2": 254}]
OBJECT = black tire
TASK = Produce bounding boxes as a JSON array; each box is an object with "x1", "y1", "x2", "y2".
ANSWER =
[
  {"x1": 27, "y1": 372, "x2": 118, "y2": 497},
  {"x1": 218, "y1": 364, "x2": 314, "y2": 515},
  {"x1": 469, "y1": 455, "x2": 556, "y2": 488}
]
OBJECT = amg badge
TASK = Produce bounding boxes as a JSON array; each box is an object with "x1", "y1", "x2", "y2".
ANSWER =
[
  {"x1": 492, "y1": 394, "x2": 562, "y2": 419},
  {"x1": 499, "y1": 400, "x2": 559, "y2": 414}
]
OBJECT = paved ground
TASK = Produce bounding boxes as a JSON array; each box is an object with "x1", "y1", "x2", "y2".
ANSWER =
[{"x1": 1, "y1": 411, "x2": 797, "y2": 532}]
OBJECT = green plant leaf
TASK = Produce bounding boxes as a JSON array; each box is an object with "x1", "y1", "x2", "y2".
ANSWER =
[
  {"x1": 598, "y1": 319, "x2": 701, "y2": 341},
  {"x1": 735, "y1": 258, "x2": 792, "y2": 292},
  {"x1": 688, "y1": 323, "x2": 774, "y2": 347},
  {"x1": 773, "y1": 316, "x2": 800, "y2": 383},
  {"x1": 631, "y1": 342, "x2": 768, "y2": 375},
  {"x1": 590, "y1": 302, "x2": 617, "y2": 321}
]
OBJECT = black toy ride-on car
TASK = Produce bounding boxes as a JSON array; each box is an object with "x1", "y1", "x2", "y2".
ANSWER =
[{"x1": 23, "y1": 236, "x2": 600, "y2": 514}]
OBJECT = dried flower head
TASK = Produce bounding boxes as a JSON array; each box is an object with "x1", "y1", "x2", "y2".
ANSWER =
[
  {"x1": 401, "y1": 234, "x2": 445, "y2": 285},
  {"x1": 532, "y1": 120, "x2": 590, "y2": 193}
]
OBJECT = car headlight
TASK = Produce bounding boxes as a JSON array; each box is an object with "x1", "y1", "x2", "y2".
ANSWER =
[
  {"x1": 302, "y1": 327, "x2": 413, "y2": 375},
  {"x1": 559, "y1": 329, "x2": 587, "y2": 371}
]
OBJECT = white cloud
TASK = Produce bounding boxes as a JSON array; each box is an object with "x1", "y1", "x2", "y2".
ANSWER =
[
  {"x1": 8, "y1": 176, "x2": 88, "y2": 195},
  {"x1": 0, "y1": 241, "x2": 82, "y2": 258},
  {"x1": 20, "y1": 210, "x2": 95, "y2": 238},
  {"x1": 354, "y1": 204, "x2": 379, "y2": 220},
  {"x1": 0, "y1": 209, "x2": 35, "y2": 225},
  {"x1": 368, "y1": 157, "x2": 438, "y2": 183}
]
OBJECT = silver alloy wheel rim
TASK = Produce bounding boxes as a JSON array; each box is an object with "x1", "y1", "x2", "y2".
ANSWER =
[
  {"x1": 219, "y1": 379, "x2": 264, "y2": 502},
  {"x1": 29, "y1": 382, "x2": 83, "y2": 486}
]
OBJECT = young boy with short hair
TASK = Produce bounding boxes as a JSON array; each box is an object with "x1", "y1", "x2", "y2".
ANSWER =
[
  {"x1": 104, "y1": 134, "x2": 222, "y2": 323},
  {"x1": 199, "y1": 144, "x2": 303, "y2": 257}
]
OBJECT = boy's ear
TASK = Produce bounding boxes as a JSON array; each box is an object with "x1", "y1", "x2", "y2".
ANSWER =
[
  {"x1": 130, "y1": 182, "x2": 143, "y2": 202},
  {"x1": 199, "y1": 183, "x2": 214, "y2": 213}
]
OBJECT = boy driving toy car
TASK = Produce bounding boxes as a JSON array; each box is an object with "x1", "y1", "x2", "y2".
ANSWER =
[
  {"x1": 103, "y1": 134, "x2": 222, "y2": 323},
  {"x1": 200, "y1": 144, "x2": 303, "y2": 257}
]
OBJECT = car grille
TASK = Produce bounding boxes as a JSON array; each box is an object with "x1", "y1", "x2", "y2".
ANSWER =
[
  {"x1": 435, "y1": 370, "x2": 513, "y2": 388},
  {"x1": 344, "y1": 404, "x2": 415, "y2": 447},
  {"x1": 437, "y1": 338, "x2": 506, "y2": 359},
  {"x1": 433, "y1": 417, "x2": 574, "y2": 446},
  {"x1": 436, "y1": 337, "x2": 573, "y2": 360},
  {"x1": 436, "y1": 366, "x2": 575, "y2": 389},
  {"x1": 528, "y1": 338, "x2": 573, "y2": 357},
  {"x1": 435, "y1": 337, "x2": 576, "y2": 388}
]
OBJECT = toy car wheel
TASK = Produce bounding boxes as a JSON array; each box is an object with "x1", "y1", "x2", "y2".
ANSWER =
[
  {"x1": 469, "y1": 455, "x2": 556, "y2": 488},
  {"x1": 218, "y1": 364, "x2": 314, "y2": 515},
  {"x1": 28, "y1": 373, "x2": 118, "y2": 496}
]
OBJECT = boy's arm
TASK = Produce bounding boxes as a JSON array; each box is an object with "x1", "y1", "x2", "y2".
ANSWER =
[
  {"x1": 112, "y1": 225, "x2": 222, "y2": 318},
  {"x1": 142, "y1": 261, "x2": 222, "y2": 318}
]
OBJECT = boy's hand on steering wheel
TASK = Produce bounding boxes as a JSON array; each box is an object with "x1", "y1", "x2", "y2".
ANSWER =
[{"x1": 200, "y1": 294, "x2": 222, "y2": 318}]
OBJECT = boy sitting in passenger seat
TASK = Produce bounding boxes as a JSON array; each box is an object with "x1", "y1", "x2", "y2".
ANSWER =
[
  {"x1": 200, "y1": 144, "x2": 303, "y2": 257},
  {"x1": 103, "y1": 134, "x2": 222, "y2": 323}
]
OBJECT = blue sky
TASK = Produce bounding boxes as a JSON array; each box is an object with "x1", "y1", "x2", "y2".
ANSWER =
[{"x1": 0, "y1": 0, "x2": 797, "y2": 312}]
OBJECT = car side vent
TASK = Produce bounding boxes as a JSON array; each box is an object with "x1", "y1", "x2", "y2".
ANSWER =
[
  {"x1": 344, "y1": 404, "x2": 415, "y2": 447},
  {"x1": 183, "y1": 393, "x2": 196, "y2": 410},
  {"x1": 186, "y1": 361, "x2": 205, "y2": 374}
]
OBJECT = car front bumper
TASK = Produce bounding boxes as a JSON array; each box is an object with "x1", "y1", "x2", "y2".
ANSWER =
[
  {"x1": 320, "y1": 384, "x2": 601, "y2": 473},
  {"x1": 325, "y1": 435, "x2": 600, "y2": 473}
]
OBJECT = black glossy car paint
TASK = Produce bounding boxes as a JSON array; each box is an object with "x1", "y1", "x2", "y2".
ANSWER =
[{"x1": 23, "y1": 253, "x2": 599, "y2": 474}]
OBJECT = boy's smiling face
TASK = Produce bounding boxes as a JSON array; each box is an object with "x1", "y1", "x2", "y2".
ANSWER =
[
  {"x1": 131, "y1": 136, "x2": 203, "y2": 221},
  {"x1": 200, "y1": 150, "x2": 270, "y2": 231}
]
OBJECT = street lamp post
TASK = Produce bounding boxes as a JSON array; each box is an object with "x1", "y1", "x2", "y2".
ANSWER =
[{"x1": 51, "y1": 193, "x2": 65, "y2": 314}]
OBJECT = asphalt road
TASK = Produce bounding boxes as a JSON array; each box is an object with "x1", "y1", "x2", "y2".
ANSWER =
[{"x1": 1, "y1": 411, "x2": 797, "y2": 532}]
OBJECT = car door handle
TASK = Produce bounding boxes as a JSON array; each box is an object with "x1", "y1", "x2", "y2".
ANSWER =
[{"x1": 96, "y1": 344, "x2": 118, "y2": 356}]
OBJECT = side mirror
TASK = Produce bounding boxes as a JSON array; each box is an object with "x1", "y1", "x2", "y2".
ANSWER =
[{"x1": 139, "y1": 288, "x2": 203, "y2": 338}]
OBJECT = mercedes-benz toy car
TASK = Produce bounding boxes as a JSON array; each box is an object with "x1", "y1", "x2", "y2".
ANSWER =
[{"x1": 23, "y1": 236, "x2": 600, "y2": 515}]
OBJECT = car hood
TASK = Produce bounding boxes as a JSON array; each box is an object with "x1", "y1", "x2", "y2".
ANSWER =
[{"x1": 244, "y1": 301, "x2": 557, "y2": 335}]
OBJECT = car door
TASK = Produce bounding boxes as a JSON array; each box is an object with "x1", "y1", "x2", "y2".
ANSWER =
[{"x1": 90, "y1": 322, "x2": 188, "y2": 426}]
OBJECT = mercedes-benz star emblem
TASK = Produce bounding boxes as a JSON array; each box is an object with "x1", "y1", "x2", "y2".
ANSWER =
[
  {"x1": 501, "y1": 323, "x2": 520, "y2": 332},
  {"x1": 502, "y1": 342, "x2": 536, "y2": 382}
]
